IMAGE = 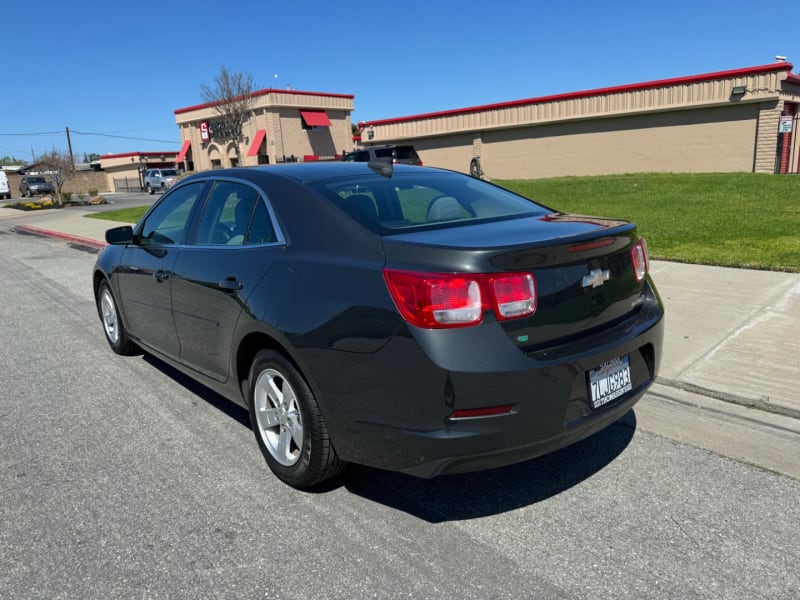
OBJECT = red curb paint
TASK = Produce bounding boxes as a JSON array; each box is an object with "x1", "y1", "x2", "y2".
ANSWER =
[{"x1": 15, "y1": 224, "x2": 107, "y2": 250}]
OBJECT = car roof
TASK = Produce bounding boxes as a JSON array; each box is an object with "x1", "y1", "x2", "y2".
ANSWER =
[{"x1": 180, "y1": 162, "x2": 434, "y2": 184}]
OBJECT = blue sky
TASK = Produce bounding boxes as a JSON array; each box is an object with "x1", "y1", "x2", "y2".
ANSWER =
[{"x1": 1, "y1": 0, "x2": 793, "y2": 161}]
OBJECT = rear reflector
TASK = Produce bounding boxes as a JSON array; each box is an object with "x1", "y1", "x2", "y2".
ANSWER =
[
  {"x1": 449, "y1": 405, "x2": 514, "y2": 419},
  {"x1": 383, "y1": 270, "x2": 537, "y2": 329}
]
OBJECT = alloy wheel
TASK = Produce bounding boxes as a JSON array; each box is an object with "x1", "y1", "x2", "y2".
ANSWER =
[{"x1": 253, "y1": 368, "x2": 303, "y2": 466}]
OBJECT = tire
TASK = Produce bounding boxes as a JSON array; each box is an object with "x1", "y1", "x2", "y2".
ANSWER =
[
  {"x1": 147, "y1": 184, "x2": 154, "y2": 195},
  {"x1": 247, "y1": 350, "x2": 343, "y2": 488},
  {"x1": 96, "y1": 280, "x2": 137, "y2": 355},
  {"x1": 469, "y1": 157, "x2": 483, "y2": 179}
]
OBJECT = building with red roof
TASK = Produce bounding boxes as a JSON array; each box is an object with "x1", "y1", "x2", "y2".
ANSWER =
[{"x1": 358, "y1": 61, "x2": 800, "y2": 179}]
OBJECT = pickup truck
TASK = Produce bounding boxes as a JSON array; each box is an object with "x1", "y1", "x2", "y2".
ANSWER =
[{"x1": 143, "y1": 169, "x2": 178, "y2": 194}]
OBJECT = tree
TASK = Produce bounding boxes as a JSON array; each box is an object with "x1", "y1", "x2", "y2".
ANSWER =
[
  {"x1": 0, "y1": 156, "x2": 26, "y2": 166},
  {"x1": 199, "y1": 66, "x2": 257, "y2": 167},
  {"x1": 37, "y1": 150, "x2": 76, "y2": 205}
]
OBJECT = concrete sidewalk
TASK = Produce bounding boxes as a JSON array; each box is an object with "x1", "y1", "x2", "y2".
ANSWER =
[{"x1": 2, "y1": 204, "x2": 799, "y2": 424}]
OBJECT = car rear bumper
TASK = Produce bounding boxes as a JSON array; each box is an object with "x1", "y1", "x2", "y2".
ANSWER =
[
  {"x1": 306, "y1": 283, "x2": 664, "y2": 478},
  {"x1": 376, "y1": 383, "x2": 645, "y2": 478}
]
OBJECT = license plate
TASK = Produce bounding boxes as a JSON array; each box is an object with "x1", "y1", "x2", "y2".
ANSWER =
[{"x1": 588, "y1": 355, "x2": 632, "y2": 409}]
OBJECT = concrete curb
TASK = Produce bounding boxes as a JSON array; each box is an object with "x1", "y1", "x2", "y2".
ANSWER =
[
  {"x1": 656, "y1": 376, "x2": 800, "y2": 421},
  {"x1": 14, "y1": 224, "x2": 107, "y2": 250}
]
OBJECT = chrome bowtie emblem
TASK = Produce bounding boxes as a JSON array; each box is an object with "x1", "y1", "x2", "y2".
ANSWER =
[{"x1": 582, "y1": 268, "x2": 611, "y2": 288}]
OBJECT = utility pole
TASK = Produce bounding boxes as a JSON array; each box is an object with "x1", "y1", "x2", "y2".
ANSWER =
[{"x1": 65, "y1": 127, "x2": 74, "y2": 165}]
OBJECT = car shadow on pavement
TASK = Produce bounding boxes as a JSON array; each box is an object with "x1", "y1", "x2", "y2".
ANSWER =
[
  {"x1": 141, "y1": 352, "x2": 637, "y2": 521},
  {"x1": 142, "y1": 354, "x2": 252, "y2": 429},
  {"x1": 343, "y1": 411, "x2": 637, "y2": 522}
]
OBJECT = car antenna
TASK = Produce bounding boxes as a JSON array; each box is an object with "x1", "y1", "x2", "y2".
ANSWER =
[{"x1": 368, "y1": 158, "x2": 393, "y2": 178}]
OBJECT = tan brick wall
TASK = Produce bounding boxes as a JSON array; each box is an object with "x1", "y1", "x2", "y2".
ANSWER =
[
  {"x1": 7, "y1": 170, "x2": 109, "y2": 198},
  {"x1": 415, "y1": 104, "x2": 761, "y2": 178}
]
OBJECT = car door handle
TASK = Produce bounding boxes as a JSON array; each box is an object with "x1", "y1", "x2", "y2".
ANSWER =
[
  {"x1": 154, "y1": 270, "x2": 170, "y2": 282},
  {"x1": 219, "y1": 278, "x2": 243, "y2": 292}
]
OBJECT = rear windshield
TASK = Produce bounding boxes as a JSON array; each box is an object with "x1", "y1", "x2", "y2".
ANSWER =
[
  {"x1": 373, "y1": 148, "x2": 395, "y2": 159},
  {"x1": 160, "y1": 169, "x2": 178, "y2": 176},
  {"x1": 394, "y1": 146, "x2": 420, "y2": 160},
  {"x1": 313, "y1": 171, "x2": 549, "y2": 232}
]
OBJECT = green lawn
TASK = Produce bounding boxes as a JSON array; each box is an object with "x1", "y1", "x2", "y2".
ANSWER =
[
  {"x1": 87, "y1": 173, "x2": 800, "y2": 272},
  {"x1": 86, "y1": 206, "x2": 148, "y2": 224},
  {"x1": 498, "y1": 173, "x2": 800, "y2": 273}
]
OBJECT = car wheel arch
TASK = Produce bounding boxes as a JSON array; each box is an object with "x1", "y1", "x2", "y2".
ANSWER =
[
  {"x1": 93, "y1": 271, "x2": 133, "y2": 332},
  {"x1": 235, "y1": 331, "x2": 318, "y2": 403}
]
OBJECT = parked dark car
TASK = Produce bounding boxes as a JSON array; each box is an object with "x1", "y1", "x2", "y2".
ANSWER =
[
  {"x1": 344, "y1": 144, "x2": 423, "y2": 165},
  {"x1": 93, "y1": 162, "x2": 663, "y2": 488},
  {"x1": 19, "y1": 175, "x2": 55, "y2": 197}
]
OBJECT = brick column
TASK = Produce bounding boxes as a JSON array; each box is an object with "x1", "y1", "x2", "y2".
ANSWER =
[{"x1": 754, "y1": 101, "x2": 782, "y2": 173}]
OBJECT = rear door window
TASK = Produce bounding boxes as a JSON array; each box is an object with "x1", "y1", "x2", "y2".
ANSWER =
[{"x1": 193, "y1": 180, "x2": 278, "y2": 246}]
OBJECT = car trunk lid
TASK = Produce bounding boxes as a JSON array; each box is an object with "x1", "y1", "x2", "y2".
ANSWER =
[{"x1": 381, "y1": 213, "x2": 646, "y2": 350}]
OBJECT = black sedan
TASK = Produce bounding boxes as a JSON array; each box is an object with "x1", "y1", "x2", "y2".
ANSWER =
[{"x1": 93, "y1": 162, "x2": 663, "y2": 488}]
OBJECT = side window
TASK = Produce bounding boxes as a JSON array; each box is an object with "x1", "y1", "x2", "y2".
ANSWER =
[
  {"x1": 195, "y1": 181, "x2": 260, "y2": 246},
  {"x1": 138, "y1": 182, "x2": 203, "y2": 246},
  {"x1": 245, "y1": 200, "x2": 277, "y2": 245}
]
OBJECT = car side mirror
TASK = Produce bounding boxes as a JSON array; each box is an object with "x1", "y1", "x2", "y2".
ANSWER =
[{"x1": 105, "y1": 225, "x2": 133, "y2": 245}]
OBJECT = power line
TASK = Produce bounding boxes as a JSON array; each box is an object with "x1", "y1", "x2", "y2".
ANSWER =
[
  {"x1": 0, "y1": 131, "x2": 63, "y2": 136},
  {"x1": 0, "y1": 129, "x2": 180, "y2": 144},
  {"x1": 70, "y1": 131, "x2": 180, "y2": 145}
]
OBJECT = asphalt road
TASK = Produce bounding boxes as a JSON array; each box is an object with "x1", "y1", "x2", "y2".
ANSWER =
[{"x1": 1, "y1": 231, "x2": 798, "y2": 600}]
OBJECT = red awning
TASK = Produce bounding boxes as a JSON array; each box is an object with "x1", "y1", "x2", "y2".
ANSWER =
[
  {"x1": 300, "y1": 110, "x2": 331, "y2": 127},
  {"x1": 175, "y1": 140, "x2": 191, "y2": 163},
  {"x1": 247, "y1": 129, "x2": 267, "y2": 157}
]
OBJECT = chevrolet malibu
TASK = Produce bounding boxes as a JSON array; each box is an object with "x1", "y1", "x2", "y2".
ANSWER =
[{"x1": 93, "y1": 162, "x2": 664, "y2": 488}]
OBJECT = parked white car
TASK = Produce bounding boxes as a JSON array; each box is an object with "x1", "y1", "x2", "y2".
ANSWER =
[
  {"x1": 0, "y1": 171, "x2": 10, "y2": 200},
  {"x1": 143, "y1": 169, "x2": 178, "y2": 194}
]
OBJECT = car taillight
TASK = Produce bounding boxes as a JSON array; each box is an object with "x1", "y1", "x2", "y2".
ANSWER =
[
  {"x1": 490, "y1": 273, "x2": 537, "y2": 319},
  {"x1": 383, "y1": 270, "x2": 536, "y2": 329},
  {"x1": 630, "y1": 238, "x2": 649, "y2": 282}
]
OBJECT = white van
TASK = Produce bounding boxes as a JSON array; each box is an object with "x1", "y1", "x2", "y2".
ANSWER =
[{"x1": 0, "y1": 171, "x2": 10, "y2": 200}]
